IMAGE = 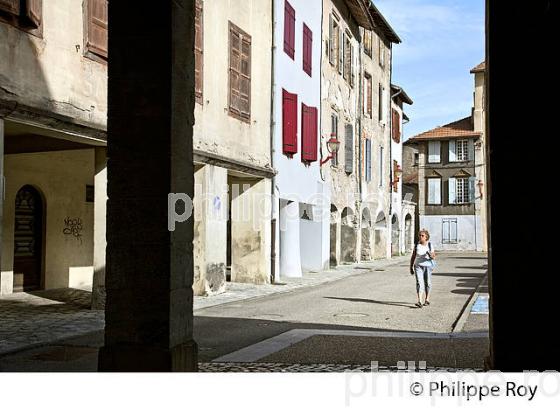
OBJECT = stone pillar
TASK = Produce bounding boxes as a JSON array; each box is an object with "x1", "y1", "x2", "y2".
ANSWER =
[
  {"x1": 231, "y1": 178, "x2": 271, "y2": 283},
  {"x1": 0, "y1": 118, "x2": 7, "y2": 295},
  {"x1": 91, "y1": 147, "x2": 107, "y2": 309},
  {"x1": 98, "y1": 0, "x2": 197, "y2": 371},
  {"x1": 193, "y1": 165, "x2": 227, "y2": 295},
  {"x1": 279, "y1": 200, "x2": 302, "y2": 278}
]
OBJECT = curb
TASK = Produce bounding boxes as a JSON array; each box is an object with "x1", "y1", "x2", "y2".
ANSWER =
[{"x1": 452, "y1": 273, "x2": 488, "y2": 333}]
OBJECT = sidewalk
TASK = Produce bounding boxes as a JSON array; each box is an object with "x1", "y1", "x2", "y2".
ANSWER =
[{"x1": 0, "y1": 256, "x2": 409, "y2": 357}]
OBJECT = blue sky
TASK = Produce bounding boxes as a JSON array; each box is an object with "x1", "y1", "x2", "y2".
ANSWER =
[{"x1": 375, "y1": 0, "x2": 485, "y2": 140}]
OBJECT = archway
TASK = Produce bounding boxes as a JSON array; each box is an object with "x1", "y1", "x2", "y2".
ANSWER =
[
  {"x1": 374, "y1": 211, "x2": 387, "y2": 259},
  {"x1": 329, "y1": 204, "x2": 339, "y2": 267},
  {"x1": 360, "y1": 208, "x2": 372, "y2": 261},
  {"x1": 405, "y1": 213, "x2": 413, "y2": 252},
  {"x1": 340, "y1": 207, "x2": 357, "y2": 263},
  {"x1": 391, "y1": 214, "x2": 400, "y2": 256},
  {"x1": 13, "y1": 185, "x2": 44, "y2": 292}
]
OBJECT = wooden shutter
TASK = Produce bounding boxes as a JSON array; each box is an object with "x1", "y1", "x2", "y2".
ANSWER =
[
  {"x1": 469, "y1": 177, "x2": 476, "y2": 203},
  {"x1": 365, "y1": 139, "x2": 371, "y2": 182},
  {"x1": 195, "y1": 0, "x2": 204, "y2": 104},
  {"x1": 468, "y1": 138, "x2": 475, "y2": 161},
  {"x1": 282, "y1": 89, "x2": 298, "y2": 155},
  {"x1": 87, "y1": 0, "x2": 108, "y2": 59},
  {"x1": 448, "y1": 178, "x2": 456, "y2": 204},
  {"x1": 344, "y1": 124, "x2": 354, "y2": 174},
  {"x1": 329, "y1": 15, "x2": 335, "y2": 66},
  {"x1": 442, "y1": 220, "x2": 450, "y2": 243},
  {"x1": 392, "y1": 109, "x2": 400, "y2": 143},
  {"x1": 450, "y1": 219, "x2": 458, "y2": 242},
  {"x1": 0, "y1": 0, "x2": 19, "y2": 15},
  {"x1": 338, "y1": 28, "x2": 343, "y2": 75},
  {"x1": 428, "y1": 178, "x2": 441, "y2": 204},
  {"x1": 303, "y1": 24, "x2": 312, "y2": 77},
  {"x1": 229, "y1": 23, "x2": 251, "y2": 121},
  {"x1": 449, "y1": 140, "x2": 457, "y2": 162},
  {"x1": 284, "y1": 1, "x2": 295, "y2": 59},
  {"x1": 301, "y1": 104, "x2": 318, "y2": 162}
]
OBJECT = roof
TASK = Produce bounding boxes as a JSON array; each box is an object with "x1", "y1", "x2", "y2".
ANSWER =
[
  {"x1": 368, "y1": 1, "x2": 402, "y2": 44},
  {"x1": 391, "y1": 84, "x2": 413, "y2": 105},
  {"x1": 470, "y1": 61, "x2": 486, "y2": 73},
  {"x1": 344, "y1": 0, "x2": 375, "y2": 30},
  {"x1": 403, "y1": 172, "x2": 418, "y2": 185},
  {"x1": 408, "y1": 116, "x2": 481, "y2": 142}
]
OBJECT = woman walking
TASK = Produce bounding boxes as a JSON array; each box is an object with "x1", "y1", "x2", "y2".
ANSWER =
[{"x1": 410, "y1": 229, "x2": 436, "y2": 308}]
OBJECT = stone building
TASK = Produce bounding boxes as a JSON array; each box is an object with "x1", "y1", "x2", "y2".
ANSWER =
[
  {"x1": 322, "y1": 0, "x2": 401, "y2": 266},
  {"x1": 402, "y1": 62, "x2": 488, "y2": 251},
  {"x1": 192, "y1": 0, "x2": 274, "y2": 295},
  {"x1": 0, "y1": 0, "x2": 108, "y2": 298}
]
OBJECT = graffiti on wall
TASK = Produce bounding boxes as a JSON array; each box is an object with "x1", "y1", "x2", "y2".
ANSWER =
[{"x1": 63, "y1": 217, "x2": 83, "y2": 243}]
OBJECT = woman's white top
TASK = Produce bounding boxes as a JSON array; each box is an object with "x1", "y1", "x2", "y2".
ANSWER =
[{"x1": 414, "y1": 242, "x2": 433, "y2": 266}]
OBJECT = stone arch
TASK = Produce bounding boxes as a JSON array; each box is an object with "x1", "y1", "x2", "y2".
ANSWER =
[
  {"x1": 340, "y1": 207, "x2": 357, "y2": 263},
  {"x1": 405, "y1": 213, "x2": 413, "y2": 252},
  {"x1": 391, "y1": 214, "x2": 400, "y2": 256}
]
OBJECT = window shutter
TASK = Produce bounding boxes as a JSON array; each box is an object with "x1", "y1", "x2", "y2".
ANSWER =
[
  {"x1": 24, "y1": 0, "x2": 42, "y2": 28},
  {"x1": 195, "y1": 0, "x2": 204, "y2": 104},
  {"x1": 469, "y1": 177, "x2": 476, "y2": 203},
  {"x1": 392, "y1": 109, "x2": 400, "y2": 142},
  {"x1": 87, "y1": 0, "x2": 108, "y2": 59},
  {"x1": 442, "y1": 220, "x2": 450, "y2": 243},
  {"x1": 428, "y1": 178, "x2": 441, "y2": 204},
  {"x1": 379, "y1": 146, "x2": 384, "y2": 186},
  {"x1": 284, "y1": 1, "x2": 295, "y2": 59},
  {"x1": 338, "y1": 29, "x2": 343, "y2": 75},
  {"x1": 449, "y1": 140, "x2": 457, "y2": 162},
  {"x1": 329, "y1": 15, "x2": 335, "y2": 65},
  {"x1": 450, "y1": 219, "x2": 458, "y2": 242},
  {"x1": 0, "y1": 0, "x2": 19, "y2": 15},
  {"x1": 331, "y1": 115, "x2": 338, "y2": 166},
  {"x1": 448, "y1": 177, "x2": 456, "y2": 204},
  {"x1": 468, "y1": 139, "x2": 475, "y2": 161},
  {"x1": 229, "y1": 28, "x2": 241, "y2": 116},
  {"x1": 303, "y1": 24, "x2": 312, "y2": 76},
  {"x1": 378, "y1": 84, "x2": 383, "y2": 122},
  {"x1": 239, "y1": 35, "x2": 251, "y2": 119},
  {"x1": 344, "y1": 124, "x2": 354, "y2": 174},
  {"x1": 367, "y1": 77, "x2": 372, "y2": 117},
  {"x1": 365, "y1": 139, "x2": 372, "y2": 182},
  {"x1": 301, "y1": 104, "x2": 318, "y2": 162},
  {"x1": 282, "y1": 89, "x2": 298, "y2": 155},
  {"x1": 428, "y1": 141, "x2": 441, "y2": 163}
]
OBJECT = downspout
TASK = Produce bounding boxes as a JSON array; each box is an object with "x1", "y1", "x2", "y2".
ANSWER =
[
  {"x1": 270, "y1": 0, "x2": 277, "y2": 283},
  {"x1": 388, "y1": 43, "x2": 393, "y2": 221},
  {"x1": 357, "y1": 31, "x2": 363, "y2": 201}
]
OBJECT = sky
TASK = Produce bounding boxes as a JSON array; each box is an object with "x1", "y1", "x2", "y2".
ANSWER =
[{"x1": 374, "y1": 0, "x2": 485, "y2": 140}]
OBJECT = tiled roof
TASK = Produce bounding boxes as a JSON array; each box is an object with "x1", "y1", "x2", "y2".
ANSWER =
[
  {"x1": 470, "y1": 61, "x2": 486, "y2": 73},
  {"x1": 408, "y1": 116, "x2": 481, "y2": 142}
]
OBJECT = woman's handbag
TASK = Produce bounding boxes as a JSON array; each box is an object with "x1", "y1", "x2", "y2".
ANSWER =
[{"x1": 427, "y1": 242, "x2": 437, "y2": 270}]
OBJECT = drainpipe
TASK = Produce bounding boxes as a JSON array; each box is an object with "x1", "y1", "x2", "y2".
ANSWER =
[
  {"x1": 270, "y1": 1, "x2": 277, "y2": 283},
  {"x1": 357, "y1": 33, "x2": 363, "y2": 201}
]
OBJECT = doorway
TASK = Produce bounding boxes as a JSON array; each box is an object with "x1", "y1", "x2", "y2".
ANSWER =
[{"x1": 13, "y1": 185, "x2": 44, "y2": 292}]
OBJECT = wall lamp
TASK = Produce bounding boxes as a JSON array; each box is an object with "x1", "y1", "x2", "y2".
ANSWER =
[{"x1": 320, "y1": 134, "x2": 341, "y2": 166}]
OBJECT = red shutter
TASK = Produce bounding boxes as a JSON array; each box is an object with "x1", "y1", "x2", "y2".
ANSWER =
[
  {"x1": 284, "y1": 1, "x2": 295, "y2": 59},
  {"x1": 302, "y1": 104, "x2": 318, "y2": 162},
  {"x1": 282, "y1": 89, "x2": 298, "y2": 156},
  {"x1": 303, "y1": 24, "x2": 312, "y2": 77},
  {"x1": 87, "y1": 0, "x2": 108, "y2": 58},
  {"x1": 24, "y1": 0, "x2": 42, "y2": 28},
  {"x1": 0, "y1": 0, "x2": 19, "y2": 15},
  {"x1": 392, "y1": 109, "x2": 401, "y2": 143}
]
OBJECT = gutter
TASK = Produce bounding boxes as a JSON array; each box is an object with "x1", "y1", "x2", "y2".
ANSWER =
[{"x1": 269, "y1": 1, "x2": 277, "y2": 283}]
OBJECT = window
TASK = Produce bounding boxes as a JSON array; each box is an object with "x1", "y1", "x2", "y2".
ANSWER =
[
  {"x1": 229, "y1": 22, "x2": 251, "y2": 122},
  {"x1": 365, "y1": 139, "x2": 372, "y2": 182},
  {"x1": 364, "y1": 73, "x2": 372, "y2": 118},
  {"x1": 301, "y1": 103, "x2": 318, "y2": 163},
  {"x1": 343, "y1": 33, "x2": 354, "y2": 87},
  {"x1": 328, "y1": 14, "x2": 341, "y2": 71},
  {"x1": 282, "y1": 89, "x2": 298, "y2": 156},
  {"x1": 442, "y1": 218, "x2": 458, "y2": 244},
  {"x1": 363, "y1": 30, "x2": 373, "y2": 57},
  {"x1": 86, "y1": 185, "x2": 95, "y2": 203},
  {"x1": 428, "y1": 141, "x2": 441, "y2": 163},
  {"x1": 378, "y1": 84, "x2": 385, "y2": 124},
  {"x1": 378, "y1": 37, "x2": 385, "y2": 67},
  {"x1": 302, "y1": 24, "x2": 313, "y2": 77},
  {"x1": 331, "y1": 114, "x2": 339, "y2": 166},
  {"x1": 284, "y1": 1, "x2": 295, "y2": 59},
  {"x1": 427, "y1": 178, "x2": 441, "y2": 205},
  {"x1": 344, "y1": 124, "x2": 354, "y2": 174},
  {"x1": 392, "y1": 109, "x2": 401, "y2": 143},
  {"x1": 414, "y1": 153, "x2": 419, "y2": 166},
  {"x1": 0, "y1": 0, "x2": 42, "y2": 36},
  {"x1": 379, "y1": 146, "x2": 384, "y2": 187},
  {"x1": 195, "y1": 0, "x2": 204, "y2": 104},
  {"x1": 85, "y1": 0, "x2": 108, "y2": 61},
  {"x1": 449, "y1": 177, "x2": 474, "y2": 204},
  {"x1": 449, "y1": 139, "x2": 469, "y2": 162}
]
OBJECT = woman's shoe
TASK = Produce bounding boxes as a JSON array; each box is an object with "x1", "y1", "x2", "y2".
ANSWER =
[
  {"x1": 415, "y1": 302, "x2": 423, "y2": 308},
  {"x1": 424, "y1": 301, "x2": 430, "y2": 306}
]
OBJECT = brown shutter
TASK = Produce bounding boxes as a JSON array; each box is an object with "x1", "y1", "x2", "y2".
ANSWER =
[
  {"x1": 367, "y1": 77, "x2": 372, "y2": 117},
  {"x1": 0, "y1": 0, "x2": 19, "y2": 15},
  {"x1": 24, "y1": 0, "x2": 42, "y2": 28},
  {"x1": 87, "y1": 0, "x2": 108, "y2": 58},
  {"x1": 229, "y1": 26, "x2": 241, "y2": 117},
  {"x1": 195, "y1": 0, "x2": 204, "y2": 104},
  {"x1": 229, "y1": 23, "x2": 251, "y2": 121}
]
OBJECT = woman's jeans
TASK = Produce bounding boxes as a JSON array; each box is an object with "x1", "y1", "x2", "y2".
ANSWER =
[{"x1": 415, "y1": 263, "x2": 433, "y2": 295}]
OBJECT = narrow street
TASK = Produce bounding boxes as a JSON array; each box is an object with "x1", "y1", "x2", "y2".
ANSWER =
[{"x1": 0, "y1": 252, "x2": 488, "y2": 371}]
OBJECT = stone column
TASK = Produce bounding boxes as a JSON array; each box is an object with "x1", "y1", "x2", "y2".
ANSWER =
[
  {"x1": 91, "y1": 147, "x2": 107, "y2": 309},
  {"x1": 98, "y1": 0, "x2": 197, "y2": 371}
]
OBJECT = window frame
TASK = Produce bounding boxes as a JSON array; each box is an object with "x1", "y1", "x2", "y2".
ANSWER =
[
  {"x1": 427, "y1": 177, "x2": 442, "y2": 205},
  {"x1": 427, "y1": 141, "x2": 442, "y2": 164},
  {"x1": 228, "y1": 21, "x2": 252, "y2": 123},
  {"x1": 0, "y1": 0, "x2": 43, "y2": 38},
  {"x1": 84, "y1": 0, "x2": 108, "y2": 64}
]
